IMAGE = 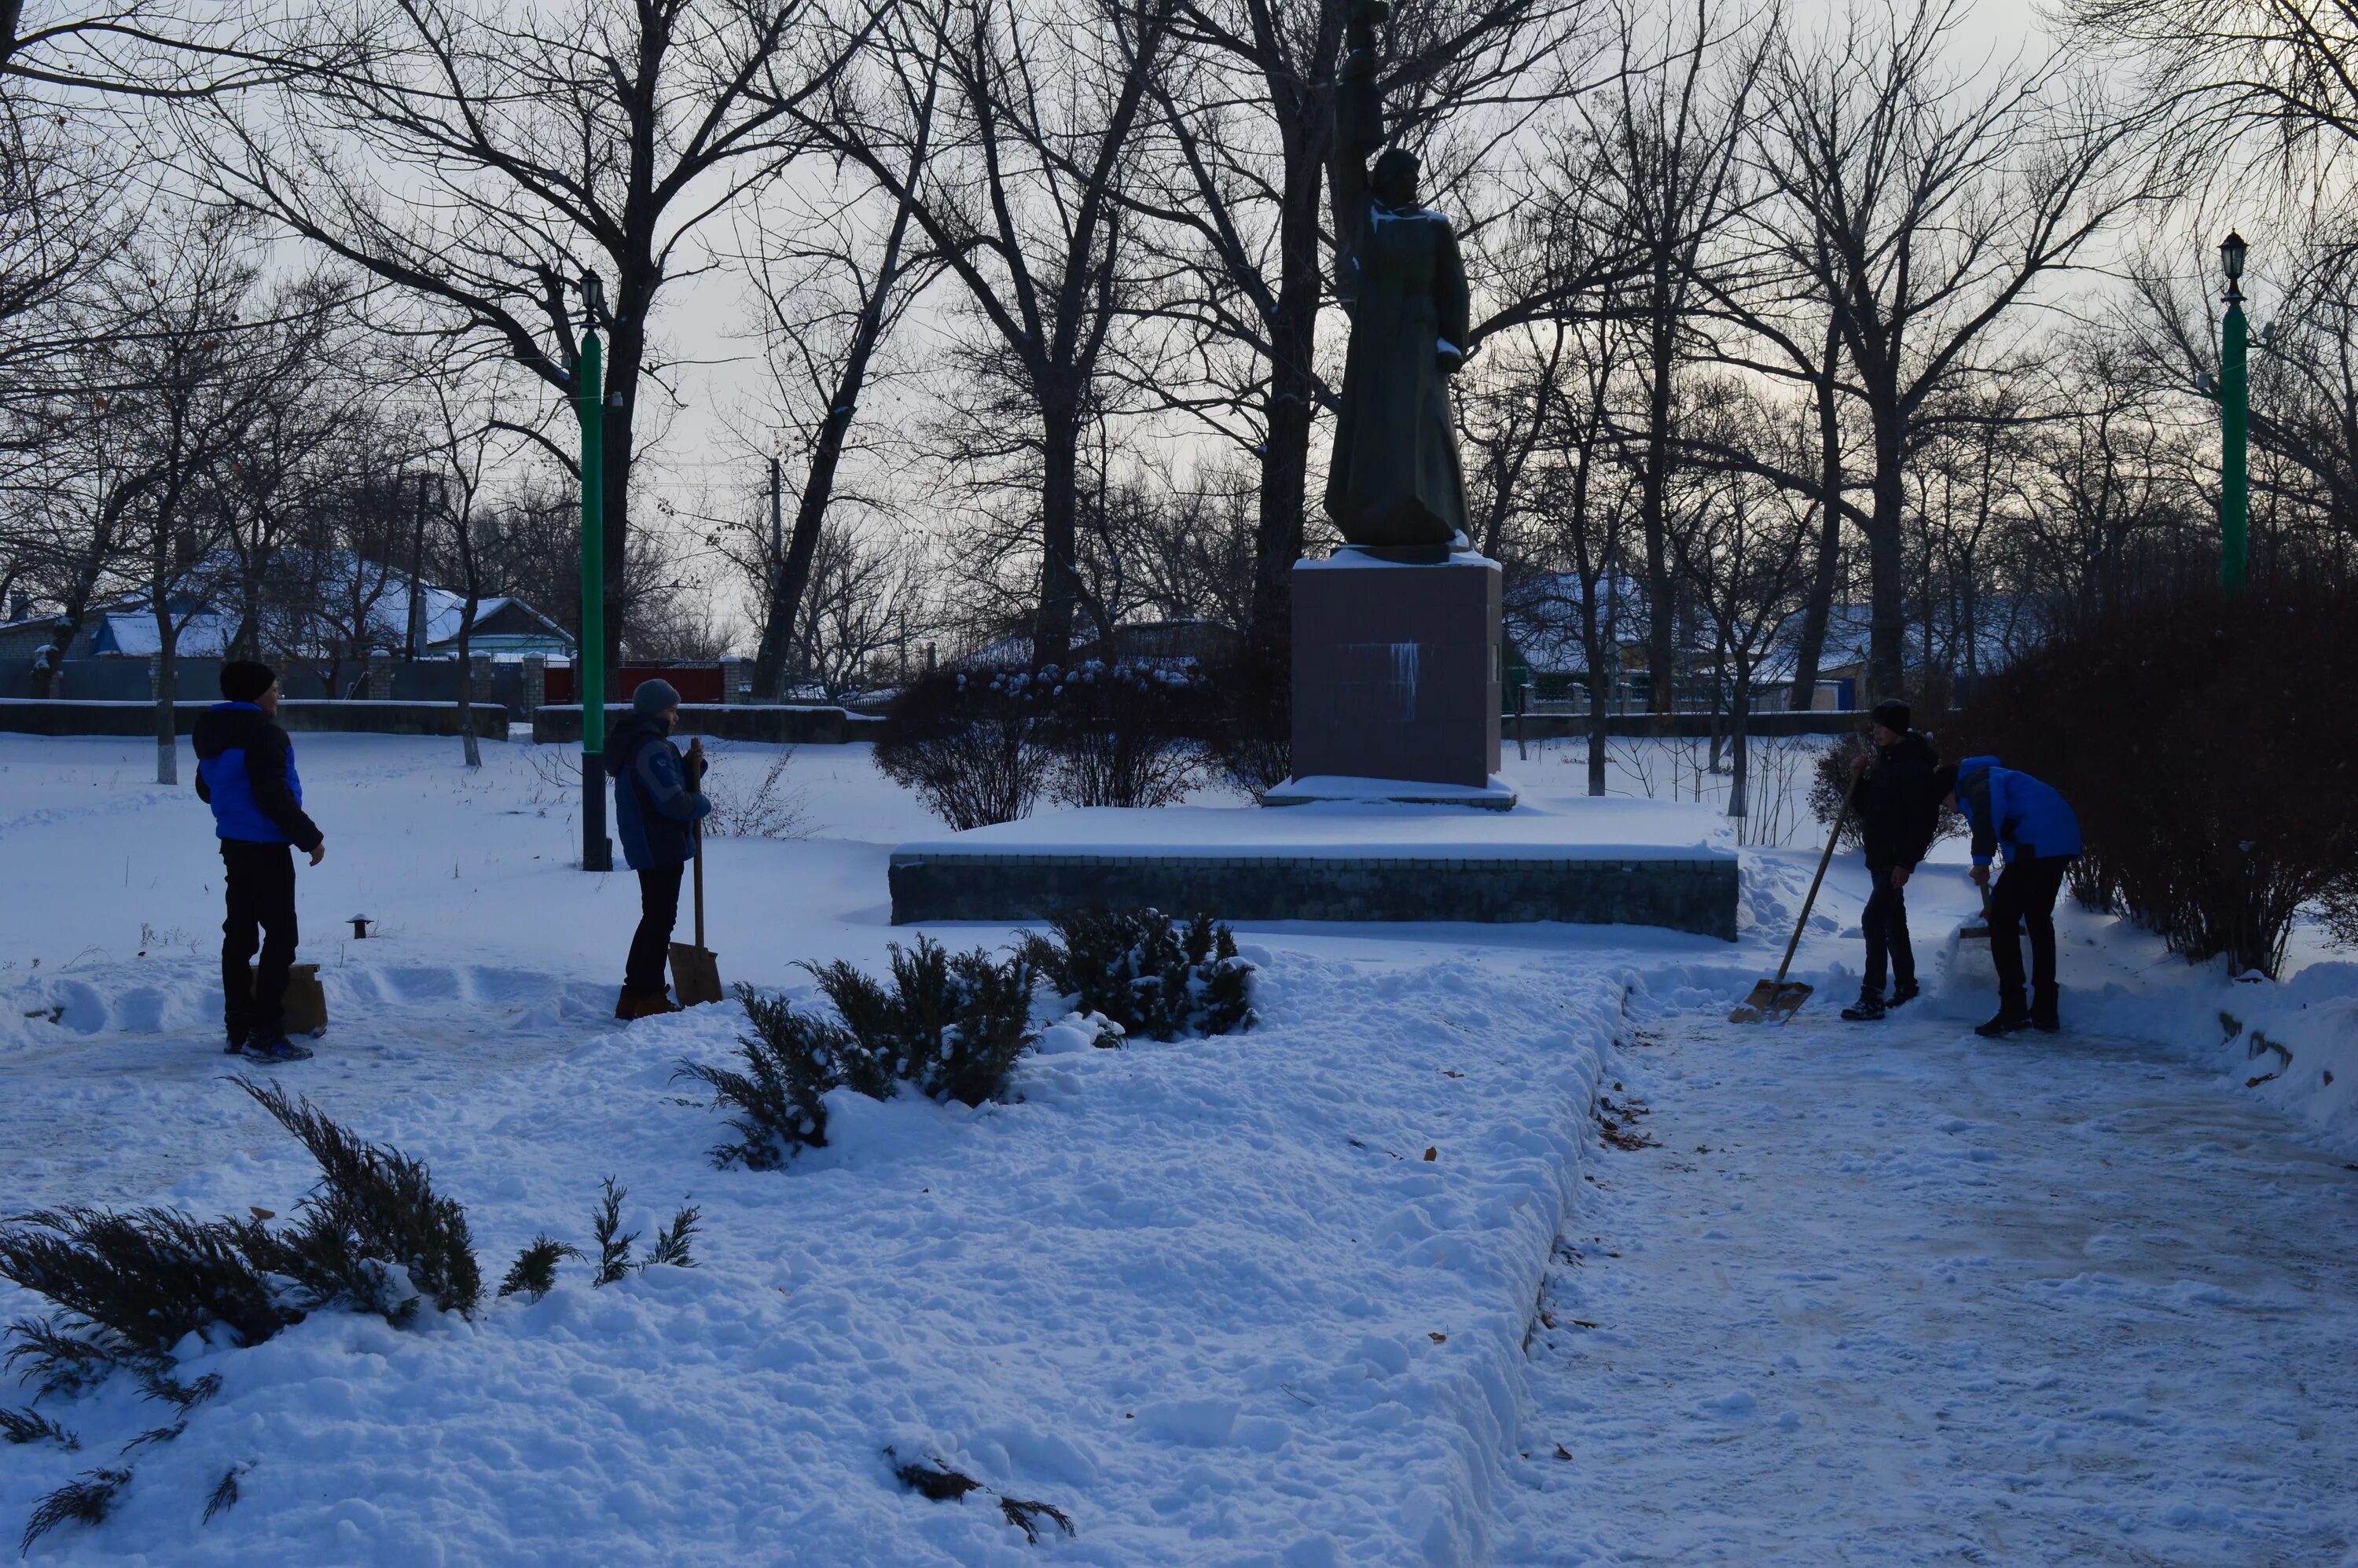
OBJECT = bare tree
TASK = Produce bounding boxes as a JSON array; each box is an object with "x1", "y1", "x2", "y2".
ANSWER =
[
  {"x1": 796, "y1": 0, "x2": 1181, "y2": 664},
  {"x1": 1745, "y1": 0, "x2": 2151, "y2": 700},
  {"x1": 93, "y1": 204, "x2": 347, "y2": 781},
  {"x1": 200, "y1": 0, "x2": 872, "y2": 686},
  {"x1": 737, "y1": 42, "x2": 944, "y2": 700}
]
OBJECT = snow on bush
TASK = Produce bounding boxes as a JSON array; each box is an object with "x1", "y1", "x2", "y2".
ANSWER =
[
  {"x1": 681, "y1": 938, "x2": 1039, "y2": 1167},
  {"x1": 1023, "y1": 908, "x2": 1254, "y2": 1041},
  {"x1": 875, "y1": 661, "x2": 1216, "y2": 828}
]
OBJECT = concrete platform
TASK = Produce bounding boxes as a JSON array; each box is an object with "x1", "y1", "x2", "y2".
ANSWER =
[{"x1": 888, "y1": 795, "x2": 1738, "y2": 938}]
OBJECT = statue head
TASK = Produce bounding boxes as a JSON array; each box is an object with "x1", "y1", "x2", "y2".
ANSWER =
[{"x1": 1372, "y1": 147, "x2": 1420, "y2": 211}]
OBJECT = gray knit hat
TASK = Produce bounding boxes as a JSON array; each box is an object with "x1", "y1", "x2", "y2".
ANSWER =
[{"x1": 632, "y1": 678, "x2": 681, "y2": 716}]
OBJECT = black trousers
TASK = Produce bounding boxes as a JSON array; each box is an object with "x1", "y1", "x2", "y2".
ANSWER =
[
  {"x1": 1861, "y1": 858, "x2": 1915, "y2": 991},
  {"x1": 626, "y1": 866, "x2": 685, "y2": 993},
  {"x1": 221, "y1": 840, "x2": 298, "y2": 1039},
  {"x1": 1990, "y1": 855, "x2": 2072, "y2": 1004}
]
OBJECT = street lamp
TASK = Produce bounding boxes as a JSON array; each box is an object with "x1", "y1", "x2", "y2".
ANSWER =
[
  {"x1": 2217, "y1": 231, "x2": 2249, "y2": 597},
  {"x1": 578, "y1": 270, "x2": 612, "y2": 871}
]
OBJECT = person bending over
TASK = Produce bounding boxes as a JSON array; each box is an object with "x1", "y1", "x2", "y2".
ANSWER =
[
  {"x1": 1842, "y1": 698, "x2": 1941, "y2": 1022},
  {"x1": 193, "y1": 660, "x2": 325, "y2": 1063},
  {"x1": 605, "y1": 679, "x2": 712, "y2": 1020},
  {"x1": 1934, "y1": 756, "x2": 2082, "y2": 1037}
]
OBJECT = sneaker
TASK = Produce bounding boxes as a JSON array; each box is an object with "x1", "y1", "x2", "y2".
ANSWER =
[
  {"x1": 1888, "y1": 981, "x2": 1922, "y2": 1009},
  {"x1": 1839, "y1": 990, "x2": 1887, "y2": 1022},
  {"x1": 242, "y1": 1034, "x2": 314, "y2": 1063},
  {"x1": 1974, "y1": 1002, "x2": 2033, "y2": 1038}
]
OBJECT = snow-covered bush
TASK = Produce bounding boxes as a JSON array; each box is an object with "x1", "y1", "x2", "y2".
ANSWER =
[
  {"x1": 1034, "y1": 661, "x2": 1212, "y2": 809},
  {"x1": 874, "y1": 670, "x2": 1054, "y2": 829},
  {"x1": 676, "y1": 982, "x2": 891, "y2": 1166},
  {"x1": 1024, "y1": 909, "x2": 1254, "y2": 1041},
  {"x1": 0, "y1": 1080, "x2": 482, "y2": 1402},
  {"x1": 684, "y1": 942, "x2": 1039, "y2": 1168},
  {"x1": 1956, "y1": 582, "x2": 2358, "y2": 977},
  {"x1": 804, "y1": 938, "x2": 1039, "y2": 1107},
  {"x1": 876, "y1": 661, "x2": 1215, "y2": 827}
]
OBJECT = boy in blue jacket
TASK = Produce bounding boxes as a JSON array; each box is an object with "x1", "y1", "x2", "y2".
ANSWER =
[
  {"x1": 1934, "y1": 756, "x2": 2081, "y2": 1037},
  {"x1": 604, "y1": 679, "x2": 713, "y2": 1019},
  {"x1": 193, "y1": 660, "x2": 325, "y2": 1062}
]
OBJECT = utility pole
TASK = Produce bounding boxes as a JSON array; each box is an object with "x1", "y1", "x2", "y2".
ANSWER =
[
  {"x1": 579, "y1": 273, "x2": 612, "y2": 871},
  {"x1": 2218, "y1": 230, "x2": 2250, "y2": 597},
  {"x1": 406, "y1": 469, "x2": 428, "y2": 659}
]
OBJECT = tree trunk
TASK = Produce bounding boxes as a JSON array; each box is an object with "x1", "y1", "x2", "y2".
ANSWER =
[
  {"x1": 152, "y1": 611, "x2": 178, "y2": 787},
  {"x1": 1725, "y1": 673, "x2": 1751, "y2": 821},
  {"x1": 1866, "y1": 407, "x2": 1908, "y2": 700},
  {"x1": 1641, "y1": 304, "x2": 1677, "y2": 714},
  {"x1": 1034, "y1": 402, "x2": 1082, "y2": 663},
  {"x1": 1787, "y1": 329, "x2": 1846, "y2": 711},
  {"x1": 457, "y1": 593, "x2": 482, "y2": 769},
  {"x1": 1248, "y1": 115, "x2": 1328, "y2": 659}
]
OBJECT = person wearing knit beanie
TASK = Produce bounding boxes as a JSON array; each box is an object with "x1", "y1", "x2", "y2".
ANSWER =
[{"x1": 604, "y1": 677, "x2": 711, "y2": 1019}]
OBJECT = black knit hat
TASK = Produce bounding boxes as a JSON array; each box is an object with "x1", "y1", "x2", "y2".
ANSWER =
[
  {"x1": 220, "y1": 659, "x2": 277, "y2": 703},
  {"x1": 1871, "y1": 697, "x2": 1911, "y2": 733}
]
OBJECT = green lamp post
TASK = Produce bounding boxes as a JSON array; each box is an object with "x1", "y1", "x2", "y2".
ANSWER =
[
  {"x1": 2217, "y1": 230, "x2": 2249, "y2": 597},
  {"x1": 578, "y1": 270, "x2": 612, "y2": 872}
]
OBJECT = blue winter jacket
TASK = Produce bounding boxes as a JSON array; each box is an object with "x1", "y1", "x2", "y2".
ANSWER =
[
  {"x1": 606, "y1": 713, "x2": 711, "y2": 870},
  {"x1": 1954, "y1": 755, "x2": 2081, "y2": 868},
  {"x1": 193, "y1": 703, "x2": 323, "y2": 850}
]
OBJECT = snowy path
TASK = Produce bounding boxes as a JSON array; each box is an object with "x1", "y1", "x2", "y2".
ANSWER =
[{"x1": 1498, "y1": 1003, "x2": 2358, "y2": 1566}]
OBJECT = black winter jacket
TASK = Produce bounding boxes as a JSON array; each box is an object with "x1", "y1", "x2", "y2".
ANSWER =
[{"x1": 1858, "y1": 729, "x2": 1939, "y2": 868}]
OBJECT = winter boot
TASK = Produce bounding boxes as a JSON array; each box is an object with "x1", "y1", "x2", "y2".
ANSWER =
[
  {"x1": 615, "y1": 988, "x2": 684, "y2": 1022},
  {"x1": 1974, "y1": 994, "x2": 2033, "y2": 1038},
  {"x1": 242, "y1": 1033, "x2": 314, "y2": 1063},
  {"x1": 1839, "y1": 987, "x2": 1887, "y2": 1022},
  {"x1": 2030, "y1": 989, "x2": 2061, "y2": 1033},
  {"x1": 1888, "y1": 979, "x2": 1922, "y2": 1010},
  {"x1": 223, "y1": 1024, "x2": 249, "y2": 1056}
]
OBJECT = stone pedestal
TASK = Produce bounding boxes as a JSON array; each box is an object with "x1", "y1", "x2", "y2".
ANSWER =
[{"x1": 1286, "y1": 547, "x2": 1501, "y2": 793}]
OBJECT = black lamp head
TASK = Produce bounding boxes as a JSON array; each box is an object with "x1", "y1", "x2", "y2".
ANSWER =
[
  {"x1": 2220, "y1": 230, "x2": 2247, "y2": 281},
  {"x1": 580, "y1": 270, "x2": 605, "y2": 321}
]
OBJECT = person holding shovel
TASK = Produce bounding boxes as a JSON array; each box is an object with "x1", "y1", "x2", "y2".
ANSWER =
[
  {"x1": 1840, "y1": 698, "x2": 1941, "y2": 1022},
  {"x1": 605, "y1": 679, "x2": 712, "y2": 1020},
  {"x1": 194, "y1": 660, "x2": 325, "y2": 1063},
  {"x1": 1934, "y1": 756, "x2": 2081, "y2": 1037}
]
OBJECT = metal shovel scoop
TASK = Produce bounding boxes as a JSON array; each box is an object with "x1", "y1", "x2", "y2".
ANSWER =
[{"x1": 1730, "y1": 769, "x2": 1856, "y2": 1024}]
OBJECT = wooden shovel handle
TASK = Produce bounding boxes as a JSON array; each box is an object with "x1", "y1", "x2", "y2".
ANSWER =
[
  {"x1": 685, "y1": 747, "x2": 707, "y2": 949},
  {"x1": 1776, "y1": 766, "x2": 1858, "y2": 984}
]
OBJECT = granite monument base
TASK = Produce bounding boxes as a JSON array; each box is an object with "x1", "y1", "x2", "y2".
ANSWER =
[{"x1": 1287, "y1": 546, "x2": 1501, "y2": 796}]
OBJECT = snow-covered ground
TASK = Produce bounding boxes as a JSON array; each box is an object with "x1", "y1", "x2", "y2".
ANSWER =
[{"x1": 1, "y1": 732, "x2": 2352, "y2": 1564}]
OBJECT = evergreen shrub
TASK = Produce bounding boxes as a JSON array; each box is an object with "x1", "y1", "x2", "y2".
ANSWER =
[
  {"x1": 1023, "y1": 909, "x2": 1254, "y2": 1041},
  {"x1": 0, "y1": 1081, "x2": 483, "y2": 1397},
  {"x1": 1952, "y1": 582, "x2": 2358, "y2": 977},
  {"x1": 684, "y1": 941, "x2": 1038, "y2": 1167}
]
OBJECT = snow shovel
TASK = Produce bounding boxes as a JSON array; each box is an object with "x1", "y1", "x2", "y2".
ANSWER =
[
  {"x1": 1958, "y1": 887, "x2": 1993, "y2": 942},
  {"x1": 667, "y1": 751, "x2": 724, "y2": 1007},
  {"x1": 1730, "y1": 769, "x2": 1857, "y2": 1024}
]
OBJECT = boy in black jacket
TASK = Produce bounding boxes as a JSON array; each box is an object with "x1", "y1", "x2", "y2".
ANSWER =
[
  {"x1": 193, "y1": 660, "x2": 325, "y2": 1062},
  {"x1": 1841, "y1": 697, "x2": 1940, "y2": 1021}
]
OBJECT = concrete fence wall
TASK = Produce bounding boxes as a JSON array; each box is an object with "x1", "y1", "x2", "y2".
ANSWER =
[{"x1": 0, "y1": 700, "x2": 511, "y2": 740}]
